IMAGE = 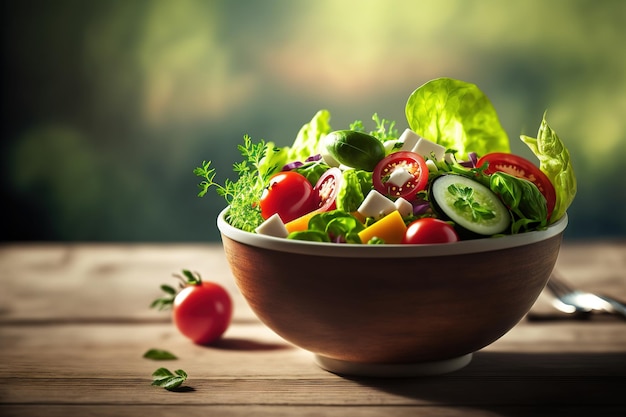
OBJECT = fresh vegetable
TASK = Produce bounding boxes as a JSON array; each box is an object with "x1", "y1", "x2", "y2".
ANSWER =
[
  {"x1": 431, "y1": 174, "x2": 510, "y2": 236},
  {"x1": 336, "y1": 169, "x2": 373, "y2": 213},
  {"x1": 151, "y1": 270, "x2": 232, "y2": 345},
  {"x1": 259, "y1": 171, "x2": 315, "y2": 223},
  {"x1": 402, "y1": 218, "x2": 460, "y2": 244},
  {"x1": 358, "y1": 210, "x2": 407, "y2": 244},
  {"x1": 372, "y1": 151, "x2": 429, "y2": 201},
  {"x1": 151, "y1": 368, "x2": 188, "y2": 391},
  {"x1": 196, "y1": 77, "x2": 577, "y2": 245},
  {"x1": 285, "y1": 210, "x2": 320, "y2": 234},
  {"x1": 194, "y1": 135, "x2": 271, "y2": 232},
  {"x1": 289, "y1": 210, "x2": 365, "y2": 243},
  {"x1": 312, "y1": 167, "x2": 342, "y2": 212},
  {"x1": 489, "y1": 172, "x2": 548, "y2": 234},
  {"x1": 322, "y1": 130, "x2": 386, "y2": 170},
  {"x1": 520, "y1": 113, "x2": 577, "y2": 223},
  {"x1": 406, "y1": 77, "x2": 510, "y2": 160},
  {"x1": 477, "y1": 152, "x2": 556, "y2": 218}
]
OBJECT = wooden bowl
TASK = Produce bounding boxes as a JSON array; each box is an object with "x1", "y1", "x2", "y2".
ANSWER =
[{"x1": 218, "y1": 208, "x2": 567, "y2": 377}]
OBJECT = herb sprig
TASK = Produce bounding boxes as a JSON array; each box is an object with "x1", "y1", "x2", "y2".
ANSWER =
[
  {"x1": 194, "y1": 135, "x2": 273, "y2": 232},
  {"x1": 448, "y1": 184, "x2": 496, "y2": 221}
]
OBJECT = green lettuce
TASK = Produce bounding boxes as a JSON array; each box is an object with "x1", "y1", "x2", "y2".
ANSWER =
[
  {"x1": 405, "y1": 77, "x2": 510, "y2": 160},
  {"x1": 520, "y1": 114, "x2": 576, "y2": 223},
  {"x1": 336, "y1": 169, "x2": 373, "y2": 213},
  {"x1": 257, "y1": 109, "x2": 333, "y2": 179}
]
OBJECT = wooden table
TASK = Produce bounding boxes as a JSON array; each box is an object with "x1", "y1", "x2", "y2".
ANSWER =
[{"x1": 1, "y1": 242, "x2": 625, "y2": 417}]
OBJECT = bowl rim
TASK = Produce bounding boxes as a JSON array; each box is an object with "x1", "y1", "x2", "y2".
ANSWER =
[{"x1": 217, "y1": 207, "x2": 567, "y2": 258}]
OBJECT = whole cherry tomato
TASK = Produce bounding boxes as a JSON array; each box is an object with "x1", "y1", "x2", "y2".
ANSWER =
[
  {"x1": 259, "y1": 171, "x2": 315, "y2": 223},
  {"x1": 152, "y1": 270, "x2": 232, "y2": 345},
  {"x1": 402, "y1": 218, "x2": 460, "y2": 244}
]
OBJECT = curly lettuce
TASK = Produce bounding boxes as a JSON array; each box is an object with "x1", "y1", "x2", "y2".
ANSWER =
[{"x1": 520, "y1": 113, "x2": 576, "y2": 223}]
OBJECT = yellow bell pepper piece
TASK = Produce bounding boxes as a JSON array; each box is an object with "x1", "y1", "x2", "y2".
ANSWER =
[
  {"x1": 285, "y1": 210, "x2": 321, "y2": 234},
  {"x1": 358, "y1": 210, "x2": 407, "y2": 244}
]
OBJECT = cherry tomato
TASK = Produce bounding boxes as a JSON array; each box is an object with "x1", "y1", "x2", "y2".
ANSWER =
[
  {"x1": 402, "y1": 217, "x2": 460, "y2": 244},
  {"x1": 477, "y1": 152, "x2": 556, "y2": 218},
  {"x1": 173, "y1": 280, "x2": 233, "y2": 345},
  {"x1": 312, "y1": 167, "x2": 342, "y2": 212},
  {"x1": 259, "y1": 171, "x2": 315, "y2": 223},
  {"x1": 373, "y1": 151, "x2": 429, "y2": 201}
]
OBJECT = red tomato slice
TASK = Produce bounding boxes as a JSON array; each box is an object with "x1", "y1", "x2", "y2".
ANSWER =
[
  {"x1": 259, "y1": 171, "x2": 315, "y2": 223},
  {"x1": 313, "y1": 167, "x2": 342, "y2": 212},
  {"x1": 402, "y1": 217, "x2": 459, "y2": 244},
  {"x1": 477, "y1": 152, "x2": 556, "y2": 218},
  {"x1": 373, "y1": 151, "x2": 429, "y2": 201}
]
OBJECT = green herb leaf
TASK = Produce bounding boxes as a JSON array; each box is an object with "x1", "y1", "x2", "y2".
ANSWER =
[
  {"x1": 143, "y1": 349, "x2": 178, "y2": 360},
  {"x1": 151, "y1": 367, "x2": 188, "y2": 390},
  {"x1": 195, "y1": 134, "x2": 273, "y2": 232},
  {"x1": 151, "y1": 270, "x2": 205, "y2": 311}
]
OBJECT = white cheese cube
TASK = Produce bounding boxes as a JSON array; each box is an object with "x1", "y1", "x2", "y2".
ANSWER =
[
  {"x1": 426, "y1": 159, "x2": 439, "y2": 172},
  {"x1": 384, "y1": 139, "x2": 401, "y2": 154},
  {"x1": 387, "y1": 166, "x2": 413, "y2": 188},
  {"x1": 357, "y1": 190, "x2": 397, "y2": 220},
  {"x1": 397, "y1": 129, "x2": 423, "y2": 152},
  {"x1": 444, "y1": 153, "x2": 456, "y2": 164},
  {"x1": 394, "y1": 197, "x2": 413, "y2": 217},
  {"x1": 255, "y1": 213, "x2": 289, "y2": 238},
  {"x1": 412, "y1": 137, "x2": 446, "y2": 162}
]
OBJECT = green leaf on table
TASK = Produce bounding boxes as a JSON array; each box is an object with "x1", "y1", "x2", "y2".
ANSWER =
[
  {"x1": 143, "y1": 349, "x2": 178, "y2": 360},
  {"x1": 151, "y1": 367, "x2": 188, "y2": 390}
]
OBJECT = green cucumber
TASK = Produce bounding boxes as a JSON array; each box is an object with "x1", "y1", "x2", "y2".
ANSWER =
[
  {"x1": 323, "y1": 130, "x2": 385, "y2": 171},
  {"x1": 431, "y1": 174, "x2": 510, "y2": 236}
]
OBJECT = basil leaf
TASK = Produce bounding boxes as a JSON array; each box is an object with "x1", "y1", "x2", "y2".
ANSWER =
[
  {"x1": 405, "y1": 77, "x2": 510, "y2": 160},
  {"x1": 490, "y1": 172, "x2": 548, "y2": 233},
  {"x1": 143, "y1": 349, "x2": 178, "y2": 360},
  {"x1": 151, "y1": 367, "x2": 188, "y2": 391}
]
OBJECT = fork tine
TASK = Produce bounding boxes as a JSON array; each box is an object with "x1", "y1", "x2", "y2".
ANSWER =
[{"x1": 546, "y1": 270, "x2": 575, "y2": 297}]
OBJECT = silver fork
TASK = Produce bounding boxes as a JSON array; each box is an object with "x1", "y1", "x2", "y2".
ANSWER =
[{"x1": 545, "y1": 271, "x2": 626, "y2": 320}]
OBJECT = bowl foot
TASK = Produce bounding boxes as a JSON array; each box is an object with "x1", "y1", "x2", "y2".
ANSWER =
[{"x1": 314, "y1": 353, "x2": 472, "y2": 378}]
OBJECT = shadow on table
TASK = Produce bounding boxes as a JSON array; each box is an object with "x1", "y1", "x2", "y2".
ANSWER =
[
  {"x1": 208, "y1": 337, "x2": 293, "y2": 352},
  {"x1": 347, "y1": 351, "x2": 626, "y2": 417}
]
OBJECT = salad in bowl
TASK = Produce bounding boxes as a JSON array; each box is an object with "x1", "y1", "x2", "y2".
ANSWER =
[
  {"x1": 195, "y1": 77, "x2": 576, "y2": 246},
  {"x1": 196, "y1": 77, "x2": 577, "y2": 376}
]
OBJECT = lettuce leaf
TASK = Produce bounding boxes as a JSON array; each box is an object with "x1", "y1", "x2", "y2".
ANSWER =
[
  {"x1": 405, "y1": 77, "x2": 510, "y2": 160},
  {"x1": 520, "y1": 113, "x2": 576, "y2": 223},
  {"x1": 258, "y1": 109, "x2": 333, "y2": 179}
]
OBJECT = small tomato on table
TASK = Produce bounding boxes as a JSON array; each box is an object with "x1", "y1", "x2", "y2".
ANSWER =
[{"x1": 152, "y1": 270, "x2": 233, "y2": 345}]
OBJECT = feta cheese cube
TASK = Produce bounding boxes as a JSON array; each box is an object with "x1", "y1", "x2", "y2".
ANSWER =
[
  {"x1": 357, "y1": 190, "x2": 397, "y2": 220},
  {"x1": 255, "y1": 213, "x2": 289, "y2": 238},
  {"x1": 394, "y1": 197, "x2": 413, "y2": 217},
  {"x1": 397, "y1": 129, "x2": 423, "y2": 152},
  {"x1": 387, "y1": 166, "x2": 413, "y2": 188},
  {"x1": 412, "y1": 137, "x2": 446, "y2": 162}
]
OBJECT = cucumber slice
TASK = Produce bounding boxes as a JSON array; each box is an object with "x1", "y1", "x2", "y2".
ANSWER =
[{"x1": 431, "y1": 174, "x2": 510, "y2": 236}]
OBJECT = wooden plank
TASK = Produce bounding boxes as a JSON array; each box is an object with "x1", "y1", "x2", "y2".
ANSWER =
[
  {"x1": 5, "y1": 404, "x2": 620, "y2": 417},
  {"x1": 0, "y1": 243, "x2": 257, "y2": 322}
]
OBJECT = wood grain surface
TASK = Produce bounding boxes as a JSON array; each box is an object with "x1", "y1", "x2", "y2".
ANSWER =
[{"x1": 1, "y1": 242, "x2": 625, "y2": 417}]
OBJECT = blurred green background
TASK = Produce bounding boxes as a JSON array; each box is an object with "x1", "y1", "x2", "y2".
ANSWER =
[{"x1": 2, "y1": 0, "x2": 625, "y2": 242}]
